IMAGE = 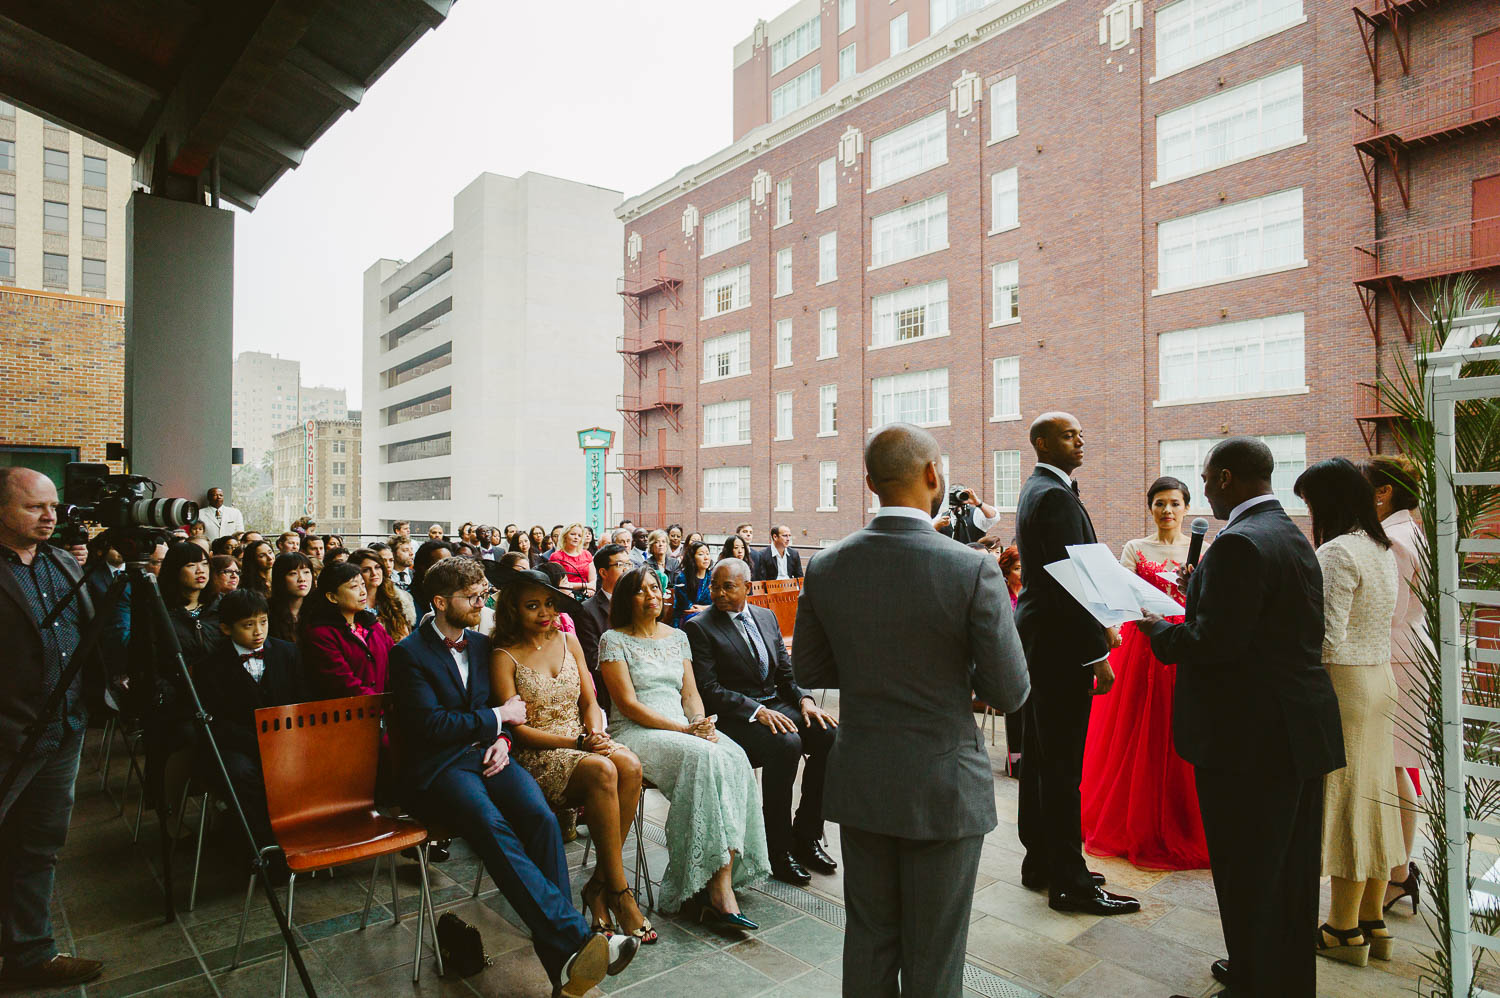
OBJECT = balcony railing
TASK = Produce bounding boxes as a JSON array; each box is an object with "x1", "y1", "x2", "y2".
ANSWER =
[
  {"x1": 616, "y1": 257, "x2": 684, "y2": 298},
  {"x1": 1354, "y1": 60, "x2": 1500, "y2": 146},
  {"x1": 617, "y1": 318, "x2": 685, "y2": 355},
  {"x1": 619, "y1": 450, "x2": 685, "y2": 472},
  {"x1": 616, "y1": 384, "x2": 685, "y2": 411},
  {"x1": 1354, "y1": 215, "x2": 1500, "y2": 285}
]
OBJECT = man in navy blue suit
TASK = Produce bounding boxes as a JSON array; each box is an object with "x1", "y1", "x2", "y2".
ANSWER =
[{"x1": 388, "y1": 557, "x2": 637, "y2": 998}]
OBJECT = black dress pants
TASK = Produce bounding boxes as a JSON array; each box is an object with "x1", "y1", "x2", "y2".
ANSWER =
[
  {"x1": 1195, "y1": 764, "x2": 1323, "y2": 998},
  {"x1": 1016, "y1": 661, "x2": 1094, "y2": 895},
  {"x1": 715, "y1": 698, "x2": 833, "y2": 856}
]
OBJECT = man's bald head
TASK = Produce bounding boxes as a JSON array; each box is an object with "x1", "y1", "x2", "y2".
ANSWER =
[
  {"x1": 864, "y1": 423, "x2": 944, "y2": 514},
  {"x1": 0, "y1": 467, "x2": 59, "y2": 551},
  {"x1": 0, "y1": 467, "x2": 49, "y2": 506},
  {"x1": 1028, "y1": 411, "x2": 1086, "y2": 472}
]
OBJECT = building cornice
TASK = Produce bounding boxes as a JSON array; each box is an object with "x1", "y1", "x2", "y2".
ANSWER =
[{"x1": 617, "y1": 0, "x2": 1070, "y2": 223}]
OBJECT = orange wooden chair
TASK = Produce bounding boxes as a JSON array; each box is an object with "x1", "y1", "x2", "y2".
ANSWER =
[
  {"x1": 762, "y1": 579, "x2": 801, "y2": 595},
  {"x1": 748, "y1": 580, "x2": 767, "y2": 595},
  {"x1": 229, "y1": 695, "x2": 440, "y2": 995}
]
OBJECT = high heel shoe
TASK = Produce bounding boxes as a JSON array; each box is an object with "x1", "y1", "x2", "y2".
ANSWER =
[
  {"x1": 1359, "y1": 919, "x2": 1394, "y2": 961},
  {"x1": 1384, "y1": 861, "x2": 1422, "y2": 914},
  {"x1": 1316, "y1": 923, "x2": 1370, "y2": 967},
  {"x1": 607, "y1": 886, "x2": 658, "y2": 944},
  {"x1": 696, "y1": 897, "x2": 758, "y2": 932},
  {"x1": 580, "y1": 878, "x2": 613, "y2": 935}
]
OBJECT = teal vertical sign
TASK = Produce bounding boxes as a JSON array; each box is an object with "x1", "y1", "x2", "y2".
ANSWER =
[{"x1": 577, "y1": 427, "x2": 614, "y2": 539}]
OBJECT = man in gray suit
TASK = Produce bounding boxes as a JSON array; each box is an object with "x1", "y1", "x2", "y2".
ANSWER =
[{"x1": 793, "y1": 424, "x2": 1030, "y2": 997}]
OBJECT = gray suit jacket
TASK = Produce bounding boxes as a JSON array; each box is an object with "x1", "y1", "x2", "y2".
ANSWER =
[{"x1": 792, "y1": 514, "x2": 1029, "y2": 839}]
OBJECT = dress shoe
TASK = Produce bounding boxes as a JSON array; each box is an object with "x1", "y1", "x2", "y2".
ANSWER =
[
  {"x1": 1048, "y1": 885, "x2": 1140, "y2": 916},
  {"x1": 697, "y1": 901, "x2": 758, "y2": 932},
  {"x1": 0, "y1": 954, "x2": 104, "y2": 986},
  {"x1": 1211, "y1": 958, "x2": 1230, "y2": 985},
  {"x1": 555, "y1": 933, "x2": 609, "y2": 997},
  {"x1": 1021, "y1": 870, "x2": 1107, "y2": 891},
  {"x1": 793, "y1": 838, "x2": 838, "y2": 875},
  {"x1": 771, "y1": 852, "x2": 811, "y2": 886},
  {"x1": 605, "y1": 933, "x2": 640, "y2": 975}
]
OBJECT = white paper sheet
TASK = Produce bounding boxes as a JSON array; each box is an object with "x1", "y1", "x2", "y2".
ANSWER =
[
  {"x1": 1042, "y1": 559, "x2": 1140, "y2": 629},
  {"x1": 1042, "y1": 543, "x2": 1185, "y2": 627}
]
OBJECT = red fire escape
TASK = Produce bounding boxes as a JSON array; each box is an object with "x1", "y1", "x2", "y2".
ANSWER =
[
  {"x1": 616, "y1": 250, "x2": 686, "y2": 516},
  {"x1": 616, "y1": 250, "x2": 683, "y2": 321},
  {"x1": 616, "y1": 311, "x2": 684, "y2": 378}
]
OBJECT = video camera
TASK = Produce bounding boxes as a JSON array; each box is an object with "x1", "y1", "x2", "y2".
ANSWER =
[
  {"x1": 945, "y1": 485, "x2": 984, "y2": 545},
  {"x1": 60, "y1": 463, "x2": 198, "y2": 537}
]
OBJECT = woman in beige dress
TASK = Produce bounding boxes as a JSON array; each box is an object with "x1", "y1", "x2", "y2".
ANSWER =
[
  {"x1": 489, "y1": 568, "x2": 655, "y2": 943},
  {"x1": 1294, "y1": 458, "x2": 1402, "y2": 967}
]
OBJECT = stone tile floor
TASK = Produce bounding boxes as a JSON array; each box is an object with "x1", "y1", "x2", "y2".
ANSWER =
[{"x1": 14, "y1": 692, "x2": 1427, "y2": 997}]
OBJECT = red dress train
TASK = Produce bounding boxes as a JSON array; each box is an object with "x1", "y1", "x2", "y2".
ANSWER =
[{"x1": 1079, "y1": 556, "x2": 1210, "y2": 870}]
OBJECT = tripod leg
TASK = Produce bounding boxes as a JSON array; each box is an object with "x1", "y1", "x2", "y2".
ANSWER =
[
  {"x1": 190, "y1": 791, "x2": 210, "y2": 911},
  {"x1": 279, "y1": 872, "x2": 297, "y2": 998},
  {"x1": 231, "y1": 870, "x2": 256, "y2": 969}
]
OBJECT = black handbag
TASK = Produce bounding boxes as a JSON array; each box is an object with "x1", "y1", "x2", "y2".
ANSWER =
[{"x1": 436, "y1": 912, "x2": 491, "y2": 977}]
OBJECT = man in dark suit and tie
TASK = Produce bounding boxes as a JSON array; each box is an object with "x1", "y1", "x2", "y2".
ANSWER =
[
  {"x1": 388, "y1": 557, "x2": 637, "y2": 997},
  {"x1": 751, "y1": 525, "x2": 803, "y2": 582},
  {"x1": 573, "y1": 543, "x2": 634, "y2": 711},
  {"x1": 1140, "y1": 437, "x2": 1343, "y2": 998},
  {"x1": 794, "y1": 423, "x2": 1030, "y2": 996},
  {"x1": 685, "y1": 557, "x2": 836, "y2": 886},
  {"x1": 1012, "y1": 412, "x2": 1138, "y2": 915}
]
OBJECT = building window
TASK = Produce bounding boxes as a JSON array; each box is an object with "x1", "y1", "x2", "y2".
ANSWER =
[
  {"x1": 1156, "y1": 0, "x2": 1304, "y2": 78},
  {"x1": 776, "y1": 463, "x2": 794, "y2": 510},
  {"x1": 871, "y1": 194, "x2": 948, "y2": 268},
  {"x1": 1157, "y1": 188, "x2": 1303, "y2": 292},
  {"x1": 819, "y1": 461, "x2": 839, "y2": 510},
  {"x1": 42, "y1": 252, "x2": 67, "y2": 287},
  {"x1": 702, "y1": 265, "x2": 751, "y2": 318},
  {"x1": 839, "y1": 0, "x2": 856, "y2": 32},
  {"x1": 819, "y1": 385, "x2": 838, "y2": 435},
  {"x1": 991, "y1": 261, "x2": 1019, "y2": 324},
  {"x1": 818, "y1": 232, "x2": 837, "y2": 283},
  {"x1": 82, "y1": 155, "x2": 107, "y2": 188},
  {"x1": 331, "y1": 483, "x2": 346, "y2": 498},
  {"x1": 776, "y1": 248, "x2": 793, "y2": 296},
  {"x1": 386, "y1": 477, "x2": 451, "y2": 502},
  {"x1": 991, "y1": 167, "x2": 1018, "y2": 232},
  {"x1": 43, "y1": 147, "x2": 68, "y2": 182},
  {"x1": 771, "y1": 14, "x2": 821, "y2": 74},
  {"x1": 332, "y1": 462, "x2": 347, "y2": 476},
  {"x1": 839, "y1": 43, "x2": 857, "y2": 80},
  {"x1": 81, "y1": 206, "x2": 107, "y2": 240},
  {"x1": 993, "y1": 449, "x2": 1022, "y2": 510},
  {"x1": 990, "y1": 75, "x2": 1017, "y2": 142},
  {"x1": 1156, "y1": 65, "x2": 1303, "y2": 183},
  {"x1": 776, "y1": 179, "x2": 793, "y2": 226},
  {"x1": 0, "y1": 247, "x2": 13, "y2": 281},
  {"x1": 872, "y1": 279, "x2": 949, "y2": 347},
  {"x1": 776, "y1": 318, "x2": 793, "y2": 367},
  {"x1": 1161, "y1": 434, "x2": 1305, "y2": 510},
  {"x1": 388, "y1": 433, "x2": 452, "y2": 463},
  {"x1": 992, "y1": 356, "x2": 1020, "y2": 419},
  {"x1": 775, "y1": 391, "x2": 794, "y2": 439},
  {"x1": 703, "y1": 199, "x2": 750, "y2": 256},
  {"x1": 331, "y1": 505, "x2": 345, "y2": 519},
  {"x1": 890, "y1": 12, "x2": 909, "y2": 54},
  {"x1": 871, "y1": 111, "x2": 947, "y2": 189},
  {"x1": 818, "y1": 158, "x2": 837, "y2": 210},
  {"x1": 703, "y1": 467, "x2": 752, "y2": 511},
  {"x1": 1158, "y1": 312, "x2": 1305, "y2": 402},
  {"x1": 703, "y1": 399, "x2": 752, "y2": 447},
  {"x1": 0, "y1": 140, "x2": 12, "y2": 172},
  {"x1": 819, "y1": 307, "x2": 838, "y2": 358},
  {"x1": 932, "y1": 0, "x2": 994, "y2": 31},
  {"x1": 872, "y1": 368, "x2": 950, "y2": 428},
  {"x1": 386, "y1": 344, "x2": 453, "y2": 388},
  {"x1": 703, "y1": 329, "x2": 752, "y2": 381},
  {"x1": 772, "y1": 65, "x2": 822, "y2": 121},
  {"x1": 43, "y1": 200, "x2": 67, "y2": 234},
  {"x1": 0, "y1": 193, "x2": 13, "y2": 225},
  {"x1": 81, "y1": 257, "x2": 105, "y2": 292},
  {"x1": 390, "y1": 388, "x2": 452, "y2": 425}
]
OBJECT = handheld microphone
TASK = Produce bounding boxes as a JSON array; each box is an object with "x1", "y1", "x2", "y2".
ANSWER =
[{"x1": 1185, "y1": 517, "x2": 1209, "y2": 571}]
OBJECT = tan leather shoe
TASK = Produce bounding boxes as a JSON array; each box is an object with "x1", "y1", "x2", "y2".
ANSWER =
[{"x1": 0, "y1": 953, "x2": 104, "y2": 986}]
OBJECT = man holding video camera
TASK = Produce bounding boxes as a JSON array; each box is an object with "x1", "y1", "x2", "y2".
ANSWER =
[
  {"x1": 934, "y1": 485, "x2": 1002, "y2": 545},
  {"x1": 0, "y1": 468, "x2": 103, "y2": 987}
]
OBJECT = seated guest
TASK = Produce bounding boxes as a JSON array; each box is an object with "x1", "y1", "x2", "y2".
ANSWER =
[
  {"x1": 208, "y1": 554, "x2": 240, "y2": 600},
  {"x1": 299, "y1": 533, "x2": 325, "y2": 562},
  {"x1": 498, "y1": 551, "x2": 529, "y2": 573},
  {"x1": 685, "y1": 532, "x2": 703, "y2": 548},
  {"x1": 276, "y1": 532, "x2": 300, "y2": 555},
  {"x1": 609, "y1": 529, "x2": 641, "y2": 566},
  {"x1": 300, "y1": 562, "x2": 393, "y2": 697},
  {"x1": 684, "y1": 559, "x2": 837, "y2": 886},
  {"x1": 751, "y1": 525, "x2": 803, "y2": 583},
  {"x1": 548, "y1": 524, "x2": 596, "y2": 597},
  {"x1": 548, "y1": 525, "x2": 566, "y2": 555},
  {"x1": 324, "y1": 548, "x2": 350, "y2": 567},
  {"x1": 717, "y1": 535, "x2": 749, "y2": 567},
  {"x1": 391, "y1": 537, "x2": 416, "y2": 591},
  {"x1": 536, "y1": 563, "x2": 578, "y2": 634},
  {"x1": 666, "y1": 524, "x2": 685, "y2": 564},
  {"x1": 528, "y1": 525, "x2": 548, "y2": 556},
  {"x1": 267, "y1": 553, "x2": 313, "y2": 643},
  {"x1": 599, "y1": 567, "x2": 770, "y2": 924},
  {"x1": 388, "y1": 558, "x2": 638, "y2": 995},
  {"x1": 630, "y1": 529, "x2": 649, "y2": 564},
  {"x1": 350, "y1": 548, "x2": 413, "y2": 641},
  {"x1": 241, "y1": 540, "x2": 276, "y2": 597},
  {"x1": 161, "y1": 542, "x2": 223, "y2": 666},
  {"x1": 209, "y1": 536, "x2": 238, "y2": 558},
  {"x1": 643, "y1": 529, "x2": 679, "y2": 581},
  {"x1": 575, "y1": 544, "x2": 633, "y2": 712},
  {"x1": 508, "y1": 531, "x2": 540, "y2": 569},
  {"x1": 427, "y1": 524, "x2": 446, "y2": 542},
  {"x1": 410, "y1": 540, "x2": 456, "y2": 618},
  {"x1": 200, "y1": 590, "x2": 308, "y2": 855},
  {"x1": 489, "y1": 568, "x2": 654, "y2": 942},
  {"x1": 155, "y1": 542, "x2": 224, "y2": 831},
  {"x1": 672, "y1": 541, "x2": 713, "y2": 628}
]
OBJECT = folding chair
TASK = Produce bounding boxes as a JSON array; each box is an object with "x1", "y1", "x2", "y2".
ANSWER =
[
  {"x1": 227, "y1": 695, "x2": 440, "y2": 996},
  {"x1": 578, "y1": 786, "x2": 656, "y2": 911}
]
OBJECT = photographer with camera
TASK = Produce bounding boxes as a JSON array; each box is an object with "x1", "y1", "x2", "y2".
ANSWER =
[
  {"x1": 934, "y1": 485, "x2": 1004, "y2": 546},
  {"x1": 0, "y1": 469, "x2": 103, "y2": 987}
]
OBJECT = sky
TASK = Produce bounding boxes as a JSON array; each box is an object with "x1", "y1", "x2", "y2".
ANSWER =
[{"x1": 232, "y1": 0, "x2": 789, "y2": 409}]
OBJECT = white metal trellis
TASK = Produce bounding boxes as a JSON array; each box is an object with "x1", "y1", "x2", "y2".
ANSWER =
[{"x1": 1431, "y1": 305, "x2": 1500, "y2": 997}]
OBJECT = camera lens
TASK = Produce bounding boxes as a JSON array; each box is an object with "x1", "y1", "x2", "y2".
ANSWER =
[{"x1": 129, "y1": 497, "x2": 199, "y2": 529}]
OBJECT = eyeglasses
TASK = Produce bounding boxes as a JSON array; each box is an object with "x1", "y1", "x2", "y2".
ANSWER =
[{"x1": 453, "y1": 587, "x2": 493, "y2": 605}]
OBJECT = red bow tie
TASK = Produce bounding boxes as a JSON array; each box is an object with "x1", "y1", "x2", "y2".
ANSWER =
[
  {"x1": 238, "y1": 651, "x2": 263, "y2": 663},
  {"x1": 444, "y1": 637, "x2": 468, "y2": 651}
]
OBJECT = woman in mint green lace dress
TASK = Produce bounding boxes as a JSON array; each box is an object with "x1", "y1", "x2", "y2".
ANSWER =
[{"x1": 599, "y1": 568, "x2": 770, "y2": 921}]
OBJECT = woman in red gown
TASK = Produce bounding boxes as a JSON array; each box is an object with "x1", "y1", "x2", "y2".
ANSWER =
[{"x1": 1079, "y1": 476, "x2": 1210, "y2": 870}]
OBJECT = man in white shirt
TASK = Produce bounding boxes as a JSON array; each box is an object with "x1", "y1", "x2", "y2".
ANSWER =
[
  {"x1": 751, "y1": 525, "x2": 803, "y2": 582},
  {"x1": 198, "y1": 488, "x2": 245, "y2": 541},
  {"x1": 391, "y1": 537, "x2": 416, "y2": 591},
  {"x1": 934, "y1": 488, "x2": 1002, "y2": 544}
]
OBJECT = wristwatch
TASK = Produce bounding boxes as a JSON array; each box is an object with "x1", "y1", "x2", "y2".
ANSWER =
[{"x1": 576, "y1": 732, "x2": 587, "y2": 750}]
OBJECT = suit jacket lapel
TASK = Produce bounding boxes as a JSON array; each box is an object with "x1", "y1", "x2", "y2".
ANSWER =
[
  {"x1": 711, "y1": 609, "x2": 759, "y2": 678},
  {"x1": 420, "y1": 623, "x2": 468, "y2": 698}
]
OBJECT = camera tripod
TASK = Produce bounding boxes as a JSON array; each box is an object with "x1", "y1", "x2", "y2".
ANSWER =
[{"x1": 0, "y1": 551, "x2": 318, "y2": 997}]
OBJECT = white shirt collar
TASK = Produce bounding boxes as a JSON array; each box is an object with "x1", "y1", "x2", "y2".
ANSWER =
[
  {"x1": 1036, "y1": 463, "x2": 1074, "y2": 485},
  {"x1": 1226, "y1": 493, "x2": 1279, "y2": 526},
  {"x1": 232, "y1": 641, "x2": 261, "y2": 657},
  {"x1": 876, "y1": 505, "x2": 937, "y2": 522}
]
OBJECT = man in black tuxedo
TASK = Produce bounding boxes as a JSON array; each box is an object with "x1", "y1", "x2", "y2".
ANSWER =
[
  {"x1": 685, "y1": 558, "x2": 837, "y2": 886},
  {"x1": 573, "y1": 544, "x2": 634, "y2": 712},
  {"x1": 1012, "y1": 412, "x2": 1138, "y2": 915},
  {"x1": 1140, "y1": 437, "x2": 1343, "y2": 998},
  {"x1": 751, "y1": 525, "x2": 803, "y2": 582}
]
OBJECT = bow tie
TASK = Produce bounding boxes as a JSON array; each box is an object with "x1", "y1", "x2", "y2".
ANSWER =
[
  {"x1": 444, "y1": 637, "x2": 468, "y2": 651},
  {"x1": 238, "y1": 651, "x2": 263, "y2": 664}
]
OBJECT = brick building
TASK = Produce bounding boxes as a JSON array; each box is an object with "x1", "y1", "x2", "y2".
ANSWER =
[
  {"x1": 614, "y1": 0, "x2": 1500, "y2": 549},
  {"x1": 271, "y1": 416, "x2": 362, "y2": 537}
]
